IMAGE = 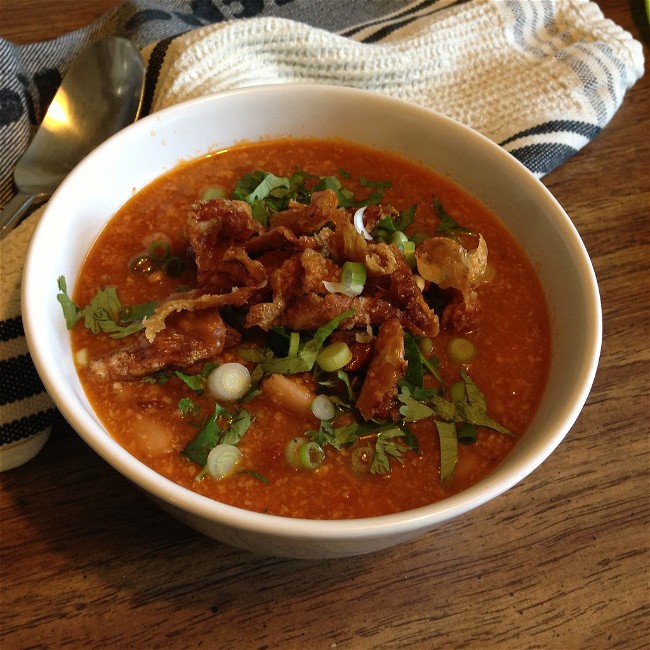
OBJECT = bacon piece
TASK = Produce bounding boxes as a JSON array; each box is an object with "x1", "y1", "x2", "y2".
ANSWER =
[
  {"x1": 270, "y1": 190, "x2": 338, "y2": 235},
  {"x1": 88, "y1": 310, "x2": 237, "y2": 381},
  {"x1": 355, "y1": 317, "x2": 406, "y2": 421},
  {"x1": 186, "y1": 198, "x2": 262, "y2": 291},
  {"x1": 441, "y1": 289, "x2": 481, "y2": 332},
  {"x1": 244, "y1": 255, "x2": 302, "y2": 330},
  {"x1": 244, "y1": 249, "x2": 340, "y2": 330},
  {"x1": 387, "y1": 254, "x2": 439, "y2": 338},
  {"x1": 144, "y1": 286, "x2": 260, "y2": 342},
  {"x1": 416, "y1": 234, "x2": 487, "y2": 333},
  {"x1": 282, "y1": 293, "x2": 395, "y2": 331},
  {"x1": 300, "y1": 248, "x2": 340, "y2": 293},
  {"x1": 319, "y1": 207, "x2": 398, "y2": 276},
  {"x1": 415, "y1": 234, "x2": 487, "y2": 297}
]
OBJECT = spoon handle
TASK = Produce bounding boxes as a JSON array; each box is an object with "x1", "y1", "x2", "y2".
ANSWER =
[{"x1": 0, "y1": 191, "x2": 50, "y2": 240}]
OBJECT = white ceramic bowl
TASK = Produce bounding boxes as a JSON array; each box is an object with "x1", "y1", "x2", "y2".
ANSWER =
[{"x1": 22, "y1": 85, "x2": 601, "y2": 559}]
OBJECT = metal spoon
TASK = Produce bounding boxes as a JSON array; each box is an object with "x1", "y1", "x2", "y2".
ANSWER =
[{"x1": 0, "y1": 37, "x2": 145, "y2": 239}]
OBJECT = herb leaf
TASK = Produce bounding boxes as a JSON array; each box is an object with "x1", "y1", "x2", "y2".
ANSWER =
[
  {"x1": 433, "y1": 198, "x2": 471, "y2": 234},
  {"x1": 220, "y1": 409, "x2": 253, "y2": 446},
  {"x1": 178, "y1": 397, "x2": 201, "y2": 418},
  {"x1": 56, "y1": 276, "x2": 156, "y2": 339},
  {"x1": 56, "y1": 276, "x2": 82, "y2": 328},
  {"x1": 371, "y1": 428, "x2": 409, "y2": 475},
  {"x1": 259, "y1": 309, "x2": 355, "y2": 374},
  {"x1": 435, "y1": 420, "x2": 458, "y2": 482},
  {"x1": 183, "y1": 403, "x2": 253, "y2": 469},
  {"x1": 398, "y1": 388, "x2": 434, "y2": 422},
  {"x1": 404, "y1": 333, "x2": 425, "y2": 388},
  {"x1": 183, "y1": 403, "x2": 228, "y2": 466},
  {"x1": 457, "y1": 369, "x2": 513, "y2": 435}
]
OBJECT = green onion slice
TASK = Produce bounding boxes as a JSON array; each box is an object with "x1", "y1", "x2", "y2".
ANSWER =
[
  {"x1": 205, "y1": 444, "x2": 243, "y2": 480},
  {"x1": 390, "y1": 231, "x2": 409, "y2": 246},
  {"x1": 286, "y1": 436, "x2": 325, "y2": 470},
  {"x1": 341, "y1": 261, "x2": 366, "y2": 294},
  {"x1": 202, "y1": 186, "x2": 226, "y2": 201},
  {"x1": 448, "y1": 337, "x2": 477, "y2": 363},
  {"x1": 398, "y1": 240, "x2": 416, "y2": 268},
  {"x1": 351, "y1": 445, "x2": 374, "y2": 476},
  {"x1": 297, "y1": 441, "x2": 325, "y2": 470},
  {"x1": 323, "y1": 261, "x2": 367, "y2": 298},
  {"x1": 449, "y1": 381, "x2": 466, "y2": 404},
  {"x1": 317, "y1": 341, "x2": 353, "y2": 372},
  {"x1": 162, "y1": 256, "x2": 184, "y2": 277},
  {"x1": 288, "y1": 331, "x2": 300, "y2": 357},
  {"x1": 207, "y1": 363, "x2": 251, "y2": 402},
  {"x1": 311, "y1": 394, "x2": 336, "y2": 421},
  {"x1": 148, "y1": 240, "x2": 171, "y2": 262}
]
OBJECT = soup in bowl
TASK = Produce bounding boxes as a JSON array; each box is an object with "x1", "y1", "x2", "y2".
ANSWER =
[{"x1": 22, "y1": 85, "x2": 601, "y2": 558}]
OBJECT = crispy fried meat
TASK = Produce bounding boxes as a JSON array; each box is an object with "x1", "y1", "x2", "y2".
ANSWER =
[{"x1": 91, "y1": 190, "x2": 487, "y2": 387}]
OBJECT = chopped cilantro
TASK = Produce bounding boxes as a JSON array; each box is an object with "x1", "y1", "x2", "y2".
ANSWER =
[
  {"x1": 435, "y1": 420, "x2": 458, "y2": 482},
  {"x1": 404, "y1": 333, "x2": 425, "y2": 388},
  {"x1": 56, "y1": 276, "x2": 156, "y2": 339},
  {"x1": 231, "y1": 168, "x2": 390, "y2": 222},
  {"x1": 178, "y1": 397, "x2": 201, "y2": 418},
  {"x1": 256, "y1": 309, "x2": 355, "y2": 375},
  {"x1": 238, "y1": 469, "x2": 270, "y2": 484},
  {"x1": 174, "y1": 362, "x2": 217, "y2": 394},
  {"x1": 306, "y1": 419, "x2": 358, "y2": 451},
  {"x1": 183, "y1": 402, "x2": 253, "y2": 470},
  {"x1": 398, "y1": 368, "x2": 512, "y2": 481},
  {"x1": 371, "y1": 428, "x2": 409, "y2": 475},
  {"x1": 433, "y1": 197, "x2": 472, "y2": 234},
  {"x1": 376, "y1": 204, "x2": 416, "y2": 234},
  {"x1": 457, "y1": 369, "x2": 513, "y2": 435}
]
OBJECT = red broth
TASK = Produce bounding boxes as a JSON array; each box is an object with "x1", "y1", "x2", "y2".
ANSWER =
[{"x1": 70, "y1": 138, "x2": 550, "y2": 519}]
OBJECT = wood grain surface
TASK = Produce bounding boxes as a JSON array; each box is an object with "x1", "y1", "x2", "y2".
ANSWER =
[{"x1": 1, "y1": 1, "x2": 648, "y2": 648}]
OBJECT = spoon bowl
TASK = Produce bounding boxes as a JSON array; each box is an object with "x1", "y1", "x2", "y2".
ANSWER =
[{"x1": 0, "y1": 37, "x2": 144, "y2": 238}]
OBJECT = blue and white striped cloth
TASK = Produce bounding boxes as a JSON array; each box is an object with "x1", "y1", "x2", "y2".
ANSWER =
[{"x1": 0, "y1": 0, "x2": 644, "y2": 470}]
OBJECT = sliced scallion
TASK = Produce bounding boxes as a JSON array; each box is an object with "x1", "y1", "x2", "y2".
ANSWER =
[
  {"x1": 298, "y1": 441, "x2": 325, "y2": 470},
  {"x1": 449, "y1": 380, "x2": 466, "y2": 404},
  {"x1": 417, "y1": 337, "x2": 434, "y2": 359},
  {"x1": 353, "y1": 206, "x2": 372, "y2": 241},
  {"x1": 457, "y1": 422, "x2": 477, "y2": 445},
  {"x1": 207, "y1": 363, "x2": 251, "y2": 402},
  {"x1": 310, "y1": 394, "x2": 336, "y2": 421},
  {"x1": 202, "y1": 186, "x2": 226, "y2": 201},
  {"x1": 205, "y1": 444, "x2": 243, "y2": 480},
  {"x1": 286, "y1": 436, "x2": 325, "y2": 470},
  {"x1": 448, "y1": 337, "x2": 477, "y2": 363},
  {"x1": 341, "y1": 261, "x2": 366, "y2": 295},
  {"x1": 317, "y1": 341, "x2": 353, "y2": 372},
  {"x1": 398, "y1": 240, "x2": 416, "y2": 268},
  {"x1": 162, "y1": 256, "x2": 184, "y2": 277},
  {"x1": 351, "y1": 445, "x2": 374, "y2": 476},
  {"x1": 390, "y1": 231, "x2": 409, "y2": 246},
  {"x1": 285, "y1": 436, "x2": 307, "y2": 468},
  {"x1": 148, "y1": 240, "x2": 170, "y2": 262},
  {"x1": 288, "y1": 331, "x2": 300, "y2": 357}
]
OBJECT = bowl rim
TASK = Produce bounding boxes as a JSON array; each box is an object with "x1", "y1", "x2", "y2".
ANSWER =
[{"x1": 22, "y1": 83, "x2": 602, "y2": 541}]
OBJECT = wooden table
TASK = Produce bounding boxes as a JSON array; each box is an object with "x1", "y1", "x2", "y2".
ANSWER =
[{"x1": 1, "y1": 2, "x2": 648, "y2": 648}]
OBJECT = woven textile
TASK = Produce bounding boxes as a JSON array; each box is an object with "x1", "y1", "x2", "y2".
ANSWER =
[{"x1": 0, "y1": 0, "x2": 644, "y2": 470}]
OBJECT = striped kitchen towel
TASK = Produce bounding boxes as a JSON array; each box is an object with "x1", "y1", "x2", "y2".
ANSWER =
[{"x1": 0, "y1": 0, "x2": 644, "y2": 470}]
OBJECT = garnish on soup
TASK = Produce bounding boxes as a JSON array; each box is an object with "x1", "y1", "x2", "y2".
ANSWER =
[{"x1": 61, "y1": 138, "x2": 550, "y2": 519}]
